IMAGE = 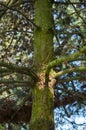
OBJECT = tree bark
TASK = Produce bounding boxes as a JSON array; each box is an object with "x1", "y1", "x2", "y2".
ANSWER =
[
  {"x1": 30, "y1": 71, "x2": 54, "y2": 130},
  {"x1": 30, "y1": 0, "x2": 54, "y2": 129},
  {"x1": 33, "y1": 0, "x2": 54, "y2": 69}
]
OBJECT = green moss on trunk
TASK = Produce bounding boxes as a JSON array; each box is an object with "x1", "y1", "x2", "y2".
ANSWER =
[
  {"x1": 30, "y1": 0, "x2": 54, "y2": 129},
  {"x1": 30, "y1": 83, "x2": 54, "y2": 130},
  {"x1": 34, "y1": 0, "x2": 54, "y2": 68}
]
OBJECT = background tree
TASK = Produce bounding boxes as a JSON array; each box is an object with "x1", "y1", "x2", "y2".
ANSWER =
[{"x1": 0, "y1": 0, "x2": 86, "y2": 130}]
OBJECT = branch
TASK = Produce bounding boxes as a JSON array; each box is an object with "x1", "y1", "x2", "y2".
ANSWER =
[
  {"x1": 14, "y1": 9, "x2": 38, "y2": 28},
  {"x1": 0, "y1": 68, "x2": 12, "y2": 73},
  {"x1": 45, "y1": 46, "x2": 86, "y2": 85},
  {"x1": 0, "y1": 85, "x2": 28, "y2": 94},
  {"x1": 67, "y1": 0, "x2": 86, "y2": 25},
  {"x1": 0, "y1": 61, "x2": 38, "y2": 81},
  {"x1": 55, "y1": 67, "x2": 86, "y2": 78},
  {"x1": 0, "y1": 79, "x2": 31, "y2": 85},
  {"x1": 0, "y1": 99, "x2": 31, "y2": 123},
  {"x1": 0, "y1": 87, "x2": 32, "y2": 123},
  {"x1": 58, "y1": 76, "x2": 86, "y2": 83},
  {"x1": 0, "y1": 2, "x2": 38, "y2": 28},
  {"x1": 53, "y1": 1, "x2": 86, "y2": 5},
  {"x1": 55, "y1": 91, "x2": 86, "y2": 108},
  {"x1": 8, "y1": 91, "x2": 32, "y2": 123}
]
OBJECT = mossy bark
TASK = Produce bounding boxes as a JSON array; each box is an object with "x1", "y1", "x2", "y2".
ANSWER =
[
  {"x1": 30, "y1": 72, "x2": 54, "y2": 130},
  {"x1": 30, "y1": 0, "x2": 54, "y2": 130},
  {"x1": 33, "y1": 0, "x2": 54, "y2": 69}
]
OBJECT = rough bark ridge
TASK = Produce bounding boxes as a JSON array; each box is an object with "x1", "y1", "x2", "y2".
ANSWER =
[
  {"x1": 30, "y1": 71, "x2": 54, "y2": 130},
  {"x1": 30, "y1": 0, "x2": 54, "y2": 129}
]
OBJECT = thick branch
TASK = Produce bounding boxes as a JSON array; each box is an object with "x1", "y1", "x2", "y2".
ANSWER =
[{"x1": 45, "y1": 46, "x2": 86, "y2": 85}]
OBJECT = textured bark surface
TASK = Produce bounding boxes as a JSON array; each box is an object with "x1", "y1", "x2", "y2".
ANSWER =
[
  {"x1": 29, "y1": 0, "x2": 54, "y2": 129},
  {"x1": 30, "y1": 71, "x2": 54, "y2": 130},
  {"x1": 33, "y1": 0, "x2": 54, "y2": 69}
]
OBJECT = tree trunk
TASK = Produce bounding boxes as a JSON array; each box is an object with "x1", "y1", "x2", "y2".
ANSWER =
[
  {"x1": 33, "y1": 0, "x2": 54, "y2": 69},
  {"x1": 30, "y1": 71, "x2": 54, "y2": 130},
  {"x1": 30, "y1": 0, "x2": 54, "y2": 130}
]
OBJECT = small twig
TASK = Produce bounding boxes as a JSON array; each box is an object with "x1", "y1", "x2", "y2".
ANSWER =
[
  {"x1": 68, "y1": 0, "x2": 86, "y2": 25},
  {"x1": 0, "y1": 2, "x2": 38, "y2": 28},
  {"x1": 53, "y1": 1, "x2": 86, "y2": 5}
]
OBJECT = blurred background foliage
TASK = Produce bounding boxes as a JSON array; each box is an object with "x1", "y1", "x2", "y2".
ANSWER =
[{"x1": 0, "y1": 0, "x2": 86, "y2": 129}]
